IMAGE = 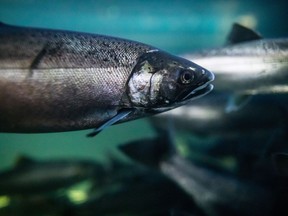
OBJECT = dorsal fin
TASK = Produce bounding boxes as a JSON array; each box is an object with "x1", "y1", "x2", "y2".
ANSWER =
[
  {"x1": 15, "y1": 155, "x2": 36, "y2": 167},
  {"x1": 226, "y1": 23, "x2": 262, "y2": 45}
]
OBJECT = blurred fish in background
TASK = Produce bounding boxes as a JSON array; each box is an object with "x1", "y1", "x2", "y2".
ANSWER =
[
  {"x1": 119, "y1": 130, "x2": 278, "y2": 216},
  {"x1": 1, "y1": 0, "x2": 288, "y2": 215},
  {"x1": 182, "y1": 23, "x2": 288, "y2": 112},
  {"x1": 0, "y1": 155, "x2": 203, "y2": 216},
  {"x1": 0, "y1": 156, "x2": 103, "y2": 196}
]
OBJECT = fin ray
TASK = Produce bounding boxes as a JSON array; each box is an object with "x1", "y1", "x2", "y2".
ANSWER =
[
  {"x1": 225, "y1": 94, "x2": 252, "y2": 113},
  {"x1": 86, "y1": 109, "x2": 134, "y2": 137}
]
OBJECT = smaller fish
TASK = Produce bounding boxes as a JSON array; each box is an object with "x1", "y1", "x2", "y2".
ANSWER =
[
  {"x1": 0, "y1": 156, "x2": 101, "y2": 195},
  {"x1": 182, "y1": 23, "x2": 288, "y2": 111},
  {"x1": 119, "y1": 129, "x2": 274, "y2": 216}
]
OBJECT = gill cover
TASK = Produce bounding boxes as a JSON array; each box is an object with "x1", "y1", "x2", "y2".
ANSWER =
[
  {"x1": 127, "y1": 50, "x2": 205, "y2": 108},
  {"x1": 127, "y1": 50, "x2": 163, "y2": 107}
]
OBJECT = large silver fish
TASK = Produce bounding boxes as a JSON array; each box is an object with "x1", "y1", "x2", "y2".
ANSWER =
[
  {"x1": 183, "y1": 23, "x2": 288, "y2": 111},
  {"x1": 0, "y1": 22, "x2": 214, "y2": 135}
]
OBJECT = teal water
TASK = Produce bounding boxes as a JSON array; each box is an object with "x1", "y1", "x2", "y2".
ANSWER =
[{"x1": 0, "y1": 0, "x2": 287, "y2": 169}]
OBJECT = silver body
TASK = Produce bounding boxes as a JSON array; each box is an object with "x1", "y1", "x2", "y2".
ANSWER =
[
  {"x1": 183, "y1": 38, "x2": 288, "y2": 94},
  {"x1": 0, "y1": 24, "x2": 152, "y2": 132},
  {"x1": 0, "y1": 23, "x2": 213, "y2": 133}
]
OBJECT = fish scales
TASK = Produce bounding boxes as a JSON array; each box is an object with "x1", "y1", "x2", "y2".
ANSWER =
[
  {"x1": 0, "y1": 23, "x2": 214, "y2": 133},
  {"x1": 0, "y1": 25, "x2": 150, "y2": 131}
]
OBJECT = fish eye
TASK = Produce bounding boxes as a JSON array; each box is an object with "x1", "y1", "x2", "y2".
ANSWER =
[{"x1": 180, "y1": 69, "x2": 194, "y2": 84}]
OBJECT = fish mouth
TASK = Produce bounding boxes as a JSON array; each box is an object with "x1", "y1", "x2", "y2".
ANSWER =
[
  {"x1": 150, "y1": 83, "x2": 214, "y2": 114},
  {"x1": 183, "y1": 83, "x2": 214, "y2": 101},
  {"x1": 182, "y1": 71, "x2": 215, "y2": 101},
  {"x1": 182, "y1": 69, "x2": 215, "y2": 101}
]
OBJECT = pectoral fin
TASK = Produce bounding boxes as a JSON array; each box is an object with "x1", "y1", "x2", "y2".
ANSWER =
[
  {"x1": 86, "y1": 109, "x2": 134, "y2": 137},
  {"x1": 225, "y1": 94, "x2": 252, "y2": 113}
]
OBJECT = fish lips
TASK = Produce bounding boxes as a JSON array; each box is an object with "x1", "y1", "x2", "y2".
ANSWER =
[
  {"x1": 149, "y1": 82, "x2": 214, "y2": 114},
  {"x1": 183, "y1": 83, "x2": 214, "y2": 101},
  {"x1": 178, "y1": 71, "x2": 215, "y2": 101}
]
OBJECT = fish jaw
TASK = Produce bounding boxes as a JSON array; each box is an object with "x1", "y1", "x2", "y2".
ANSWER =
[{"x1": 149, "y1": 84, "x2": 214, "y2": 114}]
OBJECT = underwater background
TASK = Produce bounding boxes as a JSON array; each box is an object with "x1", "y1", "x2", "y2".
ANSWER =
[
  {"x1": 0, "y1": 0, "x2": 287, "y2": 173},
  {"x1": 0, "y1": 0, "x2": 288, "y2": 216}
]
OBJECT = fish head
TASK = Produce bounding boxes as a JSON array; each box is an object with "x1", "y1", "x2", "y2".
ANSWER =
[{"x1": 127, "y1": 50, "x2": 214, "y2": 111}]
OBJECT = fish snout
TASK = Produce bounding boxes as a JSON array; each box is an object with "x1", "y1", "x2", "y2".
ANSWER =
[{"x1": 197, "y1": 67, "x2": 215, "y2": 88}]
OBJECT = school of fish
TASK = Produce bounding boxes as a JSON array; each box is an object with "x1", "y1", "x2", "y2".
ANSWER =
[{"x1": 1, "y1": 22, "x2": 288, "y2": 216}]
